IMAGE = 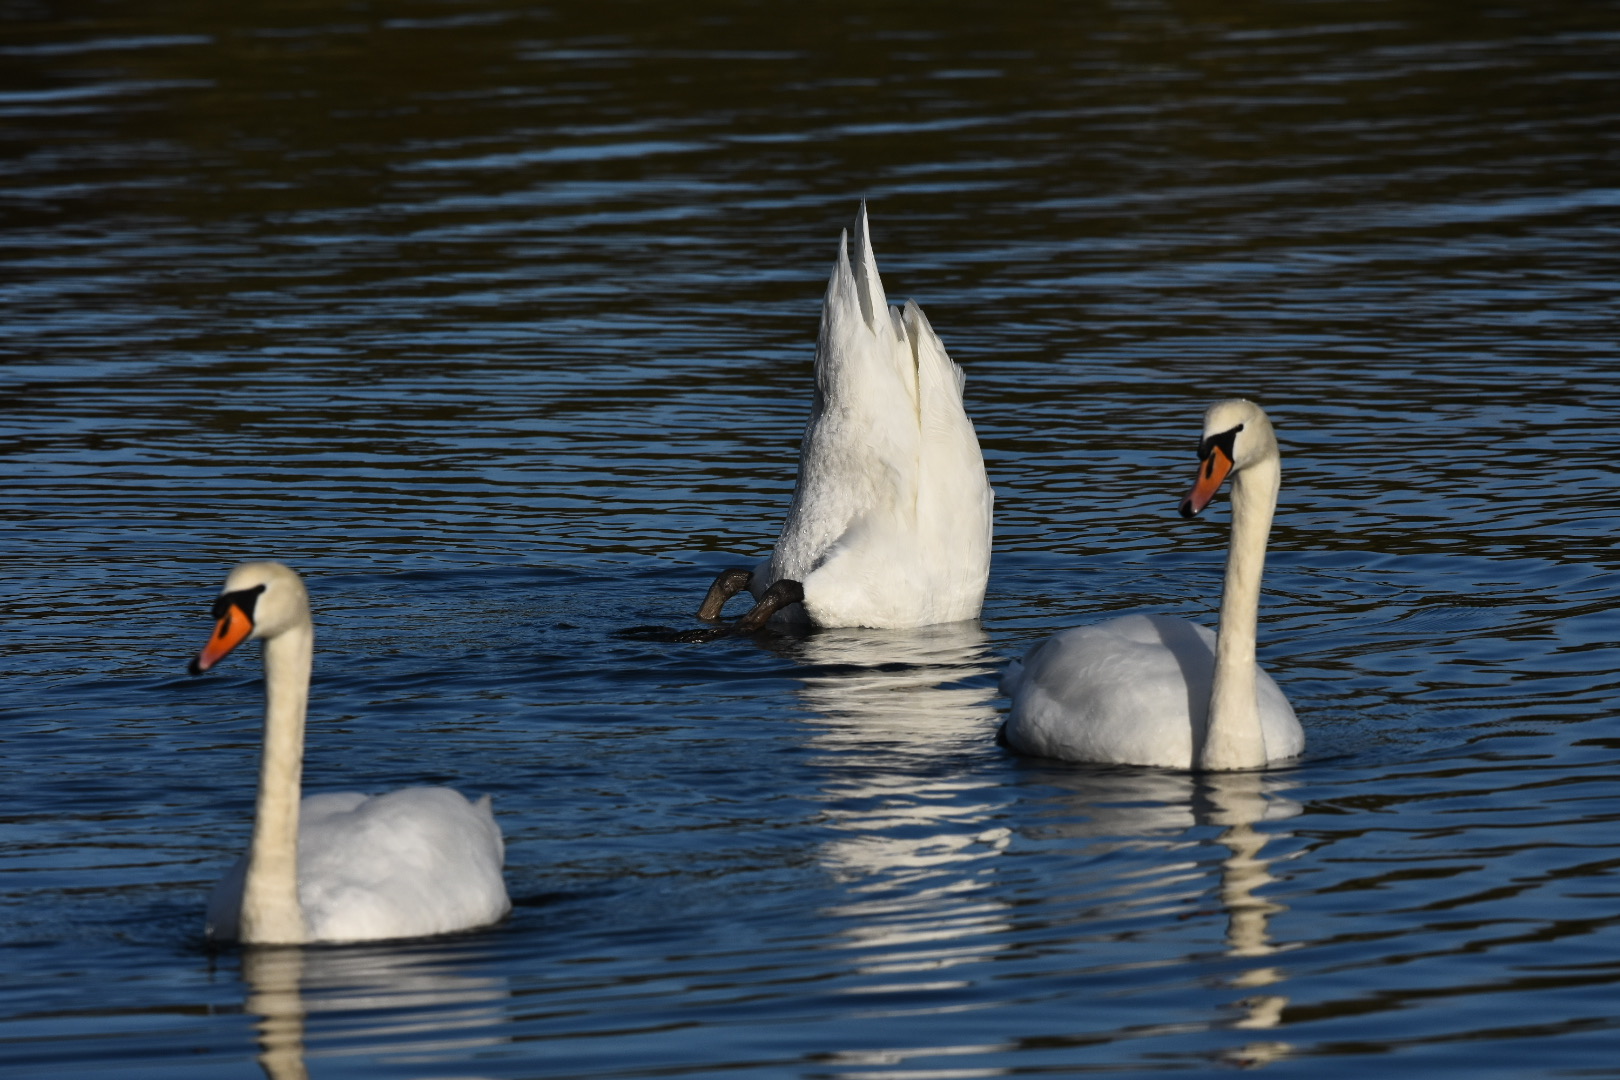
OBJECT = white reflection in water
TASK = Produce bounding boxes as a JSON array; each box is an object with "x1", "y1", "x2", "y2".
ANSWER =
[
  {"x1": 1205, "y1": 772, "x2": 1296, "y2": 1068},
  {"x1": 793, "y1": 627, "x2": 1299, "y2": 1061},
  {"x1": 795, "y1": 624, "x2": 1012, "y2": 989},
  {"x1": 1033, "y1": 767, "x2": 1300, "y2": 1067},
  {"x1": 244, "y1": 948, "x2": 308, "y2": 1080},
  {"x1": 792, "y1": 626, "x2": 1303, "y2": 1077},
  {"x1": 241, "y1": 944, "x2": 510, "y2": 1080}
]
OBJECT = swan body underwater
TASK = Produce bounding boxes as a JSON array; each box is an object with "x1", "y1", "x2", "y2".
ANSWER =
[
  {"x1": 697, "y1": 203, "x2": 994, "y2": 631},
  {"x1": 999, "y1": 400, "x2": 1304, "y2": 771},
  {"x1": 190, "y1": 561, "x2": 510, "y2": 944}
]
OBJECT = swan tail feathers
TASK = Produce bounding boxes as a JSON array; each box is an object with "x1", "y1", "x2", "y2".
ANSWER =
[
  {"x1": 810, "y1": 206, "x2": 918, "y2": 429},
  {"x1": 904, "y1": 300, "x2": 967, "y2": 403},
  {"x1": 819, "y1": 226, "x2": 854, "y2": 349},
  {"x1": 851, "y1": 200, "x2": 889, "y2": 331},
  {"x1": 774, "y1": 203, "x2": 986, "y2": 622},
  {"x1": 906, "y1": 295, "x2": 993, "y2": 604}
]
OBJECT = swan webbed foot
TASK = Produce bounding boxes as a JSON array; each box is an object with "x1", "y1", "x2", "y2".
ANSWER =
[
  {"x1": 732, "y1": 579, "x2": 805, "y2": 633},
  {"x1": 672, "y1": 579, "x2": 804, "y2": 642},
  {"x1": 697, "y1": 567, "x2": 755, "y2": 621}
]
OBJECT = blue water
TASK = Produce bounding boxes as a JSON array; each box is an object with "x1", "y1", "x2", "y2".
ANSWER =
[{"x1": 5, "y1": 1, "x2": 1620, "y2": 1076}]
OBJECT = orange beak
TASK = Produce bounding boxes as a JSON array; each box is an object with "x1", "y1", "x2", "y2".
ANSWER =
[
  {"x1": 1180, "y1": 444, "x2": 1234, "y2": 518},
  {"x1": 191, "y1": 602, "x2": 254, "y2": 674}
]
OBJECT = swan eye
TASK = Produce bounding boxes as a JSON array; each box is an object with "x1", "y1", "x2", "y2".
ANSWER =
[
  {"x1": 1196, "y1": 423, "x2": 1243, "y2": 462},
  {"x1": 211, "y1": 583, "x2": 266, "y2": 623}
]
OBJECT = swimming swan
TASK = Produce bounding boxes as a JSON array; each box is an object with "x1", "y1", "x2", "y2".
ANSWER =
[
  {"x1": 999, "y1": 400, "x2": 1303, "y2": 770},
  {"x1": 190, "y1": 561, "x2": 510, "y2": 944},
  {"x1": 697, "y1": 203, "x2": 994, "y2": 630}
]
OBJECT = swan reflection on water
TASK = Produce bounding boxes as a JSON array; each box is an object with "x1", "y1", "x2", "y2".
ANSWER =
[
  {"x1": 795, "y1": 623, "x2": 1011, "y2": 973},
  {"x1": 1024, "y1": 766, "x2": 1301, "y2": 1067},
  {"x1": 240, "y1": 943, "x2": 510, "y2": 1080},
  {"x1": 1211, "y1": 770, "x2": 1297, "y2": 1067},
  {"x1": 239, "y1": 628, "x2": 1301, "y2": 1077},
  {"x1": 787, "y1": 625, "x2": 1299, "y2": 1067},
  {"x1": 794, "y1": 623, "x2": 1001, "y2": 755}
]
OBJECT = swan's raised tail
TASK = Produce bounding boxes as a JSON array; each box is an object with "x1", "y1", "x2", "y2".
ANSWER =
[{"x1": 696, "y1": 204, "x2": 993, "y2": 630}]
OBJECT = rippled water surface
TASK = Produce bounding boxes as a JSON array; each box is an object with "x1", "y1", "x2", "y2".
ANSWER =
[{"x1": 5, "y1": 1, "x2": 1620, "y2": 1076}]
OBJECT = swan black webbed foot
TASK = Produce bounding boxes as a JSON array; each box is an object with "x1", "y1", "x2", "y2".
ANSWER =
[
  {"x1": 673, "y1": 579, "x2": 805, "y2": 642},
  {"x1": 732, "y1": 579, "x2": 805, "y2": 633},
  {"x1": 697, "y1": 567, "x2": 756, "y2": 621}
]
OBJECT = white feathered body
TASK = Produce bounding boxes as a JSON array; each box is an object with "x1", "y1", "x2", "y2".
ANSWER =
[
  {"x1": 999, "y1": 614, "x2": 1301, "y2": 769},
  {"x1": 207, "y1": 787, "x2": 509, "y2": 944},
  {"x1": 760, "y1": 207, "x2": 993, "y2": 629}
]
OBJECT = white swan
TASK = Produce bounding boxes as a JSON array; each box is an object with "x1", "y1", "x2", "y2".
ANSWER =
[
  {"x1": 190, "y1": 561, "x2": 510, "y2": 944},
  {"x1": 697, "y1": 203, "x2": 994, "y2": 631},
  {"x1": 999, "y1": 400, "x2": 1303, "y2": 770}
]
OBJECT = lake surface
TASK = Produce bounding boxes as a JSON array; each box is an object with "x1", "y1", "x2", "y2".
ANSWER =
[{"x1": 4, "y1": 1, "x2": 1620, "y2": 1076}]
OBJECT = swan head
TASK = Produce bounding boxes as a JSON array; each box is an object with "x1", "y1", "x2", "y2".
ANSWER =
[
  {"x1": 1180, "y1": 399, "x2": 1277, "y2": 518},
  {"x1": 189, "y1": 561, "x2": 310, "y2": 675}
]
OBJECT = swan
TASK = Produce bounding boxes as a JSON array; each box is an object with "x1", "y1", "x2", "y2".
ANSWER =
[
  {"x1": 697, "y1": 202, "x2": 994, "y2": 630},
  {"x1": 190, "y1": 561, "x2": 510, "y2": 944},
  {"x1": 999, "y1": 400, "x2": 1303, "y2": 770}
]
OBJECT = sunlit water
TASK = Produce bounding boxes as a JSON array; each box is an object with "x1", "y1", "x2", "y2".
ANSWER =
[{"x1": 5, "y1": 1, "x2": 1620, "y2": 1076}]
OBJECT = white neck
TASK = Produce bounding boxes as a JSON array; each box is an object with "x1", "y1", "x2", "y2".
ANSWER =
[
  {"x1": 239, "y1": 623, "x2": 312, "y2": 944},
  {"x1": 1199, "y1": 456, "x2": 1278, "y2": 771}
]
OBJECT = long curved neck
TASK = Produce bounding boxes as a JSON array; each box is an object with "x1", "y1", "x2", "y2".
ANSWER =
[
  {"x1": 1200, "y1": 457, "x2": 1278, "y2": 771},
  {"x1": 241, "y1": 623, "x2": 312, "y2": 944}
]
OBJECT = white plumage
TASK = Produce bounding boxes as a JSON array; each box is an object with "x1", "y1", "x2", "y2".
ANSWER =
[
  {"x1": 205, "y1": 788, "x2": 509, "y2": 944},
  {"x1": 1000, "y1": 614, "x2": 1300, "y2": 768},
  {"x1": 192, "y1": 561, "x2": 510, "y2": 944},
  {"x1": 712, "y1": 203, "x2": 994, "y2": 630},
  {"x1": 1000, "y1": 401, "x2": 1303, "y2": 771}
]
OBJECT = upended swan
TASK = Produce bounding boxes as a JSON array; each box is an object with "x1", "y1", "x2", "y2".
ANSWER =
[
  {"x1": 999, "y1": 400, "x2": 1304, "y2": 771},
  {"x1": 697, "y1": 203, "x2": 994, "y2": 631},
  {"x1": 190, "y1": 561, "x2": 510, "y2": 944}
]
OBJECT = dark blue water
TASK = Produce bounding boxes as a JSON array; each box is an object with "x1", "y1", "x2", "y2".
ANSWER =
[{"x1": 5, "y1": 1, "x2": 1620, "y2": 1076}]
